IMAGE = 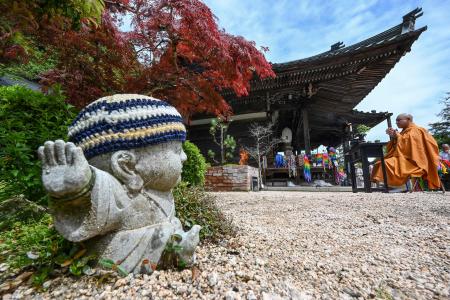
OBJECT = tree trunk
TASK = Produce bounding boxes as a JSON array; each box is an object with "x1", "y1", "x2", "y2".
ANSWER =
[
  {"x1": 220, "y1": 126, "x2": 225, "y2": 164},
  {"x1": 257, "y1": 146, "x2": 262, "y2": 190}
]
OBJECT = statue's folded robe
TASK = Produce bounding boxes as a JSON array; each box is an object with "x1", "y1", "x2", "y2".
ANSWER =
[
  {"x1": 372, "y1": 123, "x2": 440, "y2": 189},
  {"x1": 51, "y1": 167, "x2": 183, "y2": 273}
]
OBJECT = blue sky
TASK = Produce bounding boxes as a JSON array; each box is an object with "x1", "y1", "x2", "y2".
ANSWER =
[{"x1": 203, "y1": 0, "x2": 450, "y2": 142}]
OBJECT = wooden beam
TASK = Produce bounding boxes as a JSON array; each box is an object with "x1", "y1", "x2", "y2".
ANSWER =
[{"x1": 189, "y1": 112, "x2": 267, "y2": 126}]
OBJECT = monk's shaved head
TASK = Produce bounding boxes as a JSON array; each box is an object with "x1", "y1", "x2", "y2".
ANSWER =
[
  {"x1": 395, "y1": 113, "x2": 413, "y2": 129},
  {"x1": 397, "y1": 113, "x2": 413, "y2": 121}
]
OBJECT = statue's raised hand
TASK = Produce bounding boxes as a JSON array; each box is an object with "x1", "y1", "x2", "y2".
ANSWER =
[{"x1": 38, "y1": 140, "x2": 92, "y2": 199}]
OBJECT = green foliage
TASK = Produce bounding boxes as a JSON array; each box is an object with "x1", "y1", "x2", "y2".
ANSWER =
[
  {"x1": 0, "y1": 213, "x2": 103, "y2": 285},
  {"x1": 0, "y1": 195, "x2": 46, "y2": 231},
  {"x1": 0, "y1": 85, "x2": 77, "y2": 204},
  {"x1": 429, "y1": 94, "x2": 450, "y2": 145},
  {"x1": 158, "y1": 234, "x2": 187, "y2": 270},
  {"x1": 60, "y1": 0, "x2": 106, "y2": 27},
  {"x1": 0, "y1": 50, "x2": 57, "y2": 80},
  {"x1": 0, "y1": 214, "x2": 72, "y2": 283},
  {"x1": 224, "y1": 135, "x2": 236, "y2": 160},
  {"x1": 207, "y1": 149, "x2": 216, "y2": 162},
  {"x1": 98, "y1": 258, "x2": 128, "y2": 277},
  {"x1": 355, "y1": 124, "x2": 371, "y2": 136},
  {"x1": 173, "y1": 182, "x2": 235, "y2": 241},
  {"x1": 208, "y1": 118, "x2": 236, "y2": 165},
  {"x1": 182, "y1": 141, "x2": 207, "y2": 186}
]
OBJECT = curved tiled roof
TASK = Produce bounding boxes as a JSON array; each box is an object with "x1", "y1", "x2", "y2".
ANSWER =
[{"x1": 220, "y1": 8, "x2": 426, "y2": 98}]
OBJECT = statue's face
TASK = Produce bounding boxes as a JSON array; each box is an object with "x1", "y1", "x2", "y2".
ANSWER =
[{"x1": 134, "y1": 141, "x2": 187, "y2": 191}]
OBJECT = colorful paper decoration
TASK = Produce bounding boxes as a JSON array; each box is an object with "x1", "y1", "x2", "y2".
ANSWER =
[
  {"x1": 316, "y1": 153, "x2": 323, "y2": 167},
  {"x1": 323, "y1": 152, "x2": 330, "y2": 169},
  {"x1": 303, "y1": 155, "x2": 311, "y2": 182},
  {"x1": 328, "y1": 147, "x2": 337, "y2": 164}
]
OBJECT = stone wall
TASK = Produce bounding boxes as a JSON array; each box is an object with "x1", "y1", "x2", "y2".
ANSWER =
[{"x1": 205, "y1": 165, "x2": 259, "y2": 191}]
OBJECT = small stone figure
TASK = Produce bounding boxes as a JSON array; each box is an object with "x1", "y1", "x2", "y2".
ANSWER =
[{"x1": 38, "y1": 94, "x2": 201, "y2": 274}]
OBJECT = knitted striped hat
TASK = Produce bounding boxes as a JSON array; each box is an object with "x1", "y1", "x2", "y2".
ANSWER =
[{"x1": 68, "y1": 94, "x2": 186, "y2": 159}]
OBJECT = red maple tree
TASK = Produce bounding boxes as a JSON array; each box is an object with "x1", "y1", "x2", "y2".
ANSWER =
[
  {"x1": 0, "y1": 0, "x2": 105, "y2": 64},
  {"x1": 4, "y1": 0, "x2": 275, "y2": 117},
  {"x1": 120, "y1": 0, "x2": 275, "y2": 117},
  {"x1": 40, "y1": 13, "x2": 139, "y2": 105}
]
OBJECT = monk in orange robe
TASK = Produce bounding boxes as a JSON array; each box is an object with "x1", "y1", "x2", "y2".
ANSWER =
[{"x1": 372, "y1": 114, "x2": 441, "y2": 189}]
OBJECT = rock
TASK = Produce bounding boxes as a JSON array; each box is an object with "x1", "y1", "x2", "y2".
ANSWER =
[
  {"x1": 262, "y1": 292, "x2": 284, "y2": 300},
  {"x1": 114, "y1": 278, "x2": 127, "y2": 288},
  {"x1": 228, "y1": 257, "x2": 237, "y2": 266},
  {"x1": 42, "y1": 280, "x2": 52, "y2": 289},
  {"x1": 51, "y1": 288, "x2": 66, "y2": 297},
  {"x1": 126, "y1": 273, "x2": 134, "y2": 281},
  {"x1": 208, "y1": 272, "x2": 219, "y2": 287},
  {"x1": 433, "y1": 284, "x2": 449, "y2": 297},
  {"x1": 225, "y1": 290, "x2": 240, "y2": 300},
  {"x1": 255, "y1": 258, "x2": 266, "y2": 266},
  {"x1": 247, "y1": 290, "x2": 257, "y2": 300},
  {"x1": 176, "y1": 285, "x2": 187, "y2": 294},
  {"x1": 26, "y1": 251, "x2": 39, "y2": 260},
  {"x1": 158, "y1": 290, "x2": 170, "y2": 298},
  {"x1": 343, "y1": 287, "x2": 362, "y2": 297},
  {"x1": 296, "y1": 291, "x2": 314, "y2": 300},
  {"x1": 0, "y1": 263, "x2": 9, "y2": 273},
  {"x1": 24, "y1": 288, "x2": 34, "y2": 296}
]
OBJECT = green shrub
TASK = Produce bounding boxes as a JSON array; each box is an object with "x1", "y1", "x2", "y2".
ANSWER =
[
  {"x1": 0, "y1": 214, "x2": 73, "y2": 283},
  {"x1": 0, "y1": 195, "x2": 46, "y2": 231},
  {"x1": 0, "y1": 214, "x2": 103, "y2": 285},
  {"x1": 182, "y1": 140, "x2": 207, "y2": 186},
  {"x1": 174, "y1": 182, "x2": 235, "y2": 241},
  {"x1": 0, "y1": 85, "x2": 77, "y2": 204}
]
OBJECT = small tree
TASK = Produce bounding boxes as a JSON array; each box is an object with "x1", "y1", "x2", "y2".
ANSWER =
[
  {"x1": 244, "y1": 122, "x2": 281, "y2": 188},
  {"x1": 429, "y1": 93, "x2": 450, "y2": 145},
  {"x1": 355, "y1": 124, "x2": 371, "y2": 140},
  {"x1": 208, "y1": 118, "x2": 236, "y2": 165}
]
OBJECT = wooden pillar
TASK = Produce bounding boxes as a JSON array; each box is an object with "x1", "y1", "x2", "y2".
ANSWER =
[
  {"x1": 386, "y1": 115, "x2": 392, "y2": 128},
  {"x1": 302, "y1": 108, "x2": 311, "y2": 155},
  {"x1": 386, "y1": 113, "x2": 393, "y2": 141}
]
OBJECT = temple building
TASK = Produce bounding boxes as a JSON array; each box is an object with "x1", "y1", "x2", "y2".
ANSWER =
[{"x1": 187, "y1": 8, "x2": 426, "y2": 160}]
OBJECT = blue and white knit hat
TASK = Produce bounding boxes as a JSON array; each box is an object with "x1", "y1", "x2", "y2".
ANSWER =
[{"x1": 68, "y1": 94, "x2": 186, "y2": 159}]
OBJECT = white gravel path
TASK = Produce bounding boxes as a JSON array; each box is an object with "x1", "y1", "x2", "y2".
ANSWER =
[{"x1": 6, "y1": 191, "x2": 450, "y2": 300}]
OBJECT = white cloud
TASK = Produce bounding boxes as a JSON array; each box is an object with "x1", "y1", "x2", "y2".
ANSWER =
[{"x1": 204, "y1": 0, "x2": 450, "y2": 143}]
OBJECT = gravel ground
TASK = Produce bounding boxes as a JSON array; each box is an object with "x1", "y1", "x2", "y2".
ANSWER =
[{"x1": 5, "y1": 191, "x2": 450, "y2": 300}]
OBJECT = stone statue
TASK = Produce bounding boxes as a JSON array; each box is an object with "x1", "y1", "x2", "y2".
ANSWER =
[{"x1": 38, "y1": 94, "x2": 201, "y2": 274}]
